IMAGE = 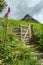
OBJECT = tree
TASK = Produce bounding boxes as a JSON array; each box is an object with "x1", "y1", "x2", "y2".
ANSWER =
[{"x1": 0, "y1": 0, "x2": 7, "y2": 12}]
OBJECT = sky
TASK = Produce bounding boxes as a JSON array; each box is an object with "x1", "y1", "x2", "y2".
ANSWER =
[{"x1": 0, "y1": 0, "x2": 43, "y2": 23}]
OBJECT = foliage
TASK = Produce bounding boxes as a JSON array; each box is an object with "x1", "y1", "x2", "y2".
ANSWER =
[
  {"x1": 0, "y1": 18, "x2": 41, "y2": 65},
  {"x1": 0, "y1": 0, "x2": 7, "y2": 12},
  {"x1": 33, "y1": 25, "x2": 43, "y2": 52}
]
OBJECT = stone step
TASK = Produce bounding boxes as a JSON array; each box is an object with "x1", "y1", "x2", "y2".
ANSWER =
[
  {"x1": 22, "y1": 29, "x2": 28, "y2": 31},
  {"x1": 26, "y1": 44, "x2": 43, "y2": 65},
  {"x1": 40, "y1": 59, "x2": 43, "y2": 65},
  {"x1": 41, "y1": 63, "x2": 43, "y2": 65},
  {"x1": 16, "y1": 35, "x2": 21, "y2": 37},
  {"x1": 29, "y1": 45, "x2": 35, "y2": 48},
  {"x1": 22, "y1": 40, "x2": 29, "y2": 43},
  {"x1": 26, "y1": 44, "x2": 35, "y2": 48},
  {"x1": 40, "y1": 59, "x2": 43, "y2": 62},
  {"x1": 23, "y1": 38, "x2": 29, "y2": 40},
  {"x1": 24, "y1": 35, "x2": 30, "y2": 38},
  {"x1": 16, "y1": 33, "x2": 21, "y2": 35},
  {"x1": 37, "y1": 53, "x2": 43, "y2": 59}
]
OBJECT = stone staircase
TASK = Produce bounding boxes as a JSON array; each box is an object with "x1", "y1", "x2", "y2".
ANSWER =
[
  {"x1": 14, "y1": 24, "x2": 43, "y2": 65},
  {"x1": 14, "y1": 24, "x2": 33, "y2": 43}
]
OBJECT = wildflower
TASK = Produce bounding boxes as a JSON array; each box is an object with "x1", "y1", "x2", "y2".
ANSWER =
[{"x1": 4, "y1": 7, "x2": 11, "y2": 18}]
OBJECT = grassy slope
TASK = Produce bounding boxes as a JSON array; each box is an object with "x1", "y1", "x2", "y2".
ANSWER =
[
  {"x1": 0, "y1": 18, "x2": 42, "y2": 65},
  {"x1": 0, "y1": 18, "x2": 41, "y2": 25},
  {"x1": 0, "y1": 18, "x2": 42, "y2": 34}
]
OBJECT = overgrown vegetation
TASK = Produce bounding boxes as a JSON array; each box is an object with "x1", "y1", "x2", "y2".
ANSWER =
[
  {"x1": 0, "y1": 18, "x2": 42, "y2": 65},
  {"x1": 34, "y1": 24, "x2": 43, "y2": 52}
]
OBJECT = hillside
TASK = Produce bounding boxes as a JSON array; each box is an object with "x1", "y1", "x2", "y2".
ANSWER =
[
  {"x1": 0, "y1": 17, "x2": 40, "y2": 25},
  {"x1": 0, "y1": 18, "x2": 43, "y2": 65},
  {"x1": 0, "y1": 18, "x2": 42, "y2": 31}
]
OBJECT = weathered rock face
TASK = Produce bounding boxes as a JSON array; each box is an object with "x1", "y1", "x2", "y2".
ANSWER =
[{"x1": 21, "y1": 14, "x2": 39, "y2": 23}]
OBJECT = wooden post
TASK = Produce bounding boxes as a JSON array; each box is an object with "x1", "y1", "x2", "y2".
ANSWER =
[
  {"x1": 29, "y1": 24, "x2": 34, "y2": 43},
  {"x1": 30, "y1": 24, "x2": 34, "y2": 38},
  {"x1": 29, "y1": 25, "x2": 34, "y2": 38}
]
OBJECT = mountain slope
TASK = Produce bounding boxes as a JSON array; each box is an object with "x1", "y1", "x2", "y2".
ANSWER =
[{"x1": 21, "y1": 14, "x2": 39, "y2": 23}]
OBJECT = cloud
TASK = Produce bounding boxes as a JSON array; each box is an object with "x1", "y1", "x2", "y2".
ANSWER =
[
  {"x1": 8, "y1": 0, "x2": 41, "y2": 19},
  {"x1": 33, "y1": 9, "x2": 43, "y2": 23},
  {"x1": 21, "y1": 0, "x2": 41, "y2": 7},
  {"x1": 0, "y1": 0, "x2": 43, "y2": 23},
  {"x1": 29, "y1": 0, "x2": 43, "y2": 15}
]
